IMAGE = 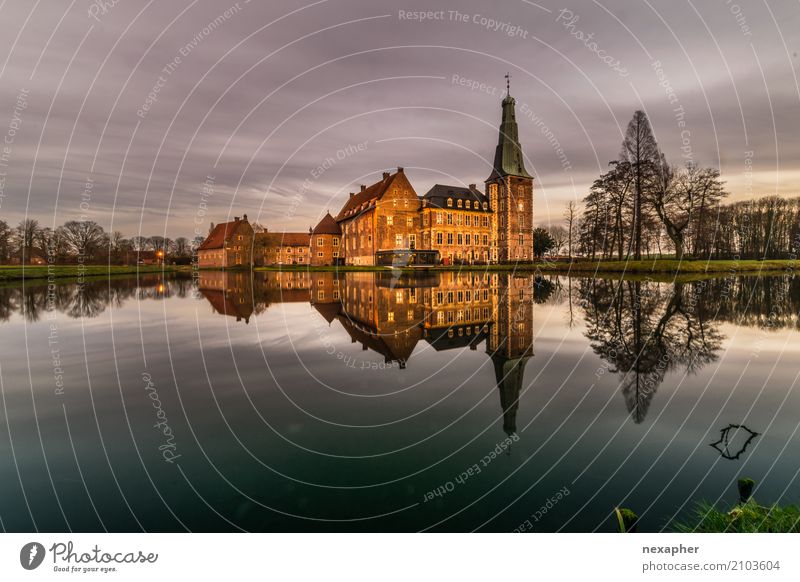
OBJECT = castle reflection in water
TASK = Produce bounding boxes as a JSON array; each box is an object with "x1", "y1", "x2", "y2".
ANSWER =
[
  {"x1": 196, "y1": 270, "x2": 800, "y2": 430},
  {"x1": 199, "y1": 270, "x2": 543, "y2": 436},
  {"x1": 3, "y1": 270, "x2": 797, "y2": 431}
]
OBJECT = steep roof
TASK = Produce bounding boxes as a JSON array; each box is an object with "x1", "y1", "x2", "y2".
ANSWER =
[
  {"x1": 422, "y1": 184, "x2": 491, "y2": 211},
  {"x1": 312, "y1": 301, "x2": 341, "y2": 324},
  {"x1": 198, "y1": 218, "x2": 250, "y2": 251},
  {"x1": 256, "y1": 232, "x2": 310, "y2": 247},
  {"x1": 486, "y1": 92, "x2": 533, "y2": 182},
  {"x1": 335, "y1": 170, "x2": 401, "y2": 222},
  {"x1": 312, "y1": 212, "x2": 342, "y2": 235}
]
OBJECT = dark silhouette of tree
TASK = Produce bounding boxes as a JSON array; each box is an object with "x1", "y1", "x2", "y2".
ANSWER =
[
  {"x1": 533, "y1": 227, "x2": 555, "y2": 258},
  {"x1": 620, "y1": 111, "x2": 661, "y2": 261}
]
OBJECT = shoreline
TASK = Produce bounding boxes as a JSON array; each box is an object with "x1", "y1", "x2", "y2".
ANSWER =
[{"x1": 0, "y1": 259, "x2": 795, "y2": 282}]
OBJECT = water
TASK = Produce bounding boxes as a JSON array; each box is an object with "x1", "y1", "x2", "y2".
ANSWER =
[{"x1": 0, "y1": 270, "x2": 798, "y2": 532}]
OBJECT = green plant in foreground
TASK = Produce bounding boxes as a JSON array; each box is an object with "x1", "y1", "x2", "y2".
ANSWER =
[
  {"x1": 615, "y1": 507, "x2": 639, "y2": 533},
  {"x1": 672, "y1": 499, "x2": 800, "y2": 533},
  {"x1": 671, "y1": 478, "x2": 800, "y2": 533}
]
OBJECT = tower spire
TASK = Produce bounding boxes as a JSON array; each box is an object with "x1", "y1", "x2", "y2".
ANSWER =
[{"x1": 486, "y1": 78, "x2": 532, "y2": 181}]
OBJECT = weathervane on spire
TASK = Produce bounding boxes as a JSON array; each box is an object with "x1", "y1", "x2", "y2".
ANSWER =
[{"x1": 505, "y1": 72, "x2": 511, "y2": 95}]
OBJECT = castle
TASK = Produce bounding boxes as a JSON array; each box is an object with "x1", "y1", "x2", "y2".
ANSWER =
[{"x1": 197, "y1": 86, "x2": 534, "y2": 268}]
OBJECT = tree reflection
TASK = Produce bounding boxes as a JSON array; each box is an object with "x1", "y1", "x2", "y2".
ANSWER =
[{"x1": 581, "y1": 279, "x2": 724, "y2": 423}]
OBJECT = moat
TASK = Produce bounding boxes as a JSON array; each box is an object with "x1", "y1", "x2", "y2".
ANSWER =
[{"x1": 0, "y1": 271, "x2": 797, "y2": 532}]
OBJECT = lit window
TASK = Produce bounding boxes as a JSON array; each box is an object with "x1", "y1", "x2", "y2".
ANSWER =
[
  {"x1": 407, "y1": 217, "x2": 413, "y2": 227},
  {"x1": 387, "y1": 216, "x2": 393, "y2": 226},
  {"x1": 447, "y1": 198, "x2": 453, "y2": 207},
  {"x1": 466, "y1": 200, "x2": 471, "y2": 209},
  {"x1": 395, "y1": 234, "x2": 403, "y2": 247}
]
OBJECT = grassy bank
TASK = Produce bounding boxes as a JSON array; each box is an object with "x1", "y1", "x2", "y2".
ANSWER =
[
  {"x1": 254, "y1": 259, "x2": 796, "y2": 275},
  {"x1": 672, "y1": 499, "x2": 800, "y2": 533},
  {"x1": 0, "y1": 264, "x2": 191, "y2": 282}
]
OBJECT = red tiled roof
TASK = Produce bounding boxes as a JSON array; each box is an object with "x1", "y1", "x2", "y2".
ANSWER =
[
  {"x1": 256, "y1": 232, "x2": 310, "y2": 247},
  {"x1": 198, "y1": 218, "x2": 248, "y2": 251},
  {"x1": 335, "y1": 171, "x2": 400, "y2": 222},
  {"x1": 312, "y1": 212, "x2": 342, "y2": 235}
]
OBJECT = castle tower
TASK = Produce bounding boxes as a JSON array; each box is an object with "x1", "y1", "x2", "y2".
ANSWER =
[{"x1": 486, "y1": 76, "x2": 534, "y2": 263}]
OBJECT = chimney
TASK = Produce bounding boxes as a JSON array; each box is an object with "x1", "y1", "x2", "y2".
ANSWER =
[
  {"x1": 396, "y1": 166, "x2": 404, "y2": 173},
  {"x1": 469, "y1": 184, "x2": 476, "y2": 190},
  {"x1": 360, "y1": 185, "x2": 366, "y2": 192},
  {"x1": 349, "y1": 192, "x2": 355, "y2": 197},
  {"x1": 308, "y1": 226, "x2": 312, "y2": 234},
  {"x1": 382, "y1": 172, "x2": 390, "y2": 179},
  {"x1": 234, "y1": 216, "x2": 240, "y2": 221},
  {"x1": 243, "y1": 214, "x2": 248, "y2": 221}
]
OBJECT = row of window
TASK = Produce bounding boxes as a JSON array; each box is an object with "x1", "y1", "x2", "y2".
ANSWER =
[
  {"x1": 433, "y1": 232, "x2": 491, "y2": 247},
  {"x1": 434, "y1": 307, "x2": 492, "y2": 324},
  {"x1": 434, "y1": 289, "x2": 492, "y2": 305},
  {"x1": 441, "y1": 198, "x2": 488, "y2": 210},
  {"x1": 264, "y1": 246, "x2": 305, "y2": 254},
  {"x1": 430, "y1": 212, "x2": 491, "y2": 227}
]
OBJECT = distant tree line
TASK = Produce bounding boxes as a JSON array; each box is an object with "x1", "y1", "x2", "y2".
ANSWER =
[
  {"x1": 0, "y1": 218, "x2": 203, "y2": 265},
  {"x1": 543, "y1": 110, "x2": 800, "y2": 261}
]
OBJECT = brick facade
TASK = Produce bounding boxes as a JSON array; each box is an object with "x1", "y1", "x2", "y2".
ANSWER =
[
  {"x1": 197, "y1": 91, "x2": 534, "y2": 266},
  {"x1": 197, "y1": 215, "x2": 254, "y2": 268}
]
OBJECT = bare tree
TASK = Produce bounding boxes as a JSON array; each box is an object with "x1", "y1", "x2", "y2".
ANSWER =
[
  {"x1": 564, "y1": 200, "x2": 578, "y2": 258},
  {"x1": 0, "y1": 220, "x2": 11, "y2": 263},
  {"x1": 14, "y1": 218, "x2": 40, "y2": 263},
  {"x1": 548, "y1": 225, "x2": 568, "y2": 256},
  {"x1": 173, "y1": 237, "x2": 190, "y2": 257},
  {"x1": 59, "y1": 220, "x2": 106, "y2": 261}
]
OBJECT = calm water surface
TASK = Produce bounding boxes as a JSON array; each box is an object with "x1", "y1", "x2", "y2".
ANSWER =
[{"x1": 0, "y1": 271, "x2": 798, "y2": 532}]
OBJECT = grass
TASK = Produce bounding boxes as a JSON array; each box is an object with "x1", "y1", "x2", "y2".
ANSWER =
[
  {"x1": 0, "y1": 264, "x2": 191, "y2": 282},
  {"x1": 542, "y1": 259, "x2": 797, "y2": 274},
  {"x1": 672, "y1": 499, "x2": 800, "y2": 533}
]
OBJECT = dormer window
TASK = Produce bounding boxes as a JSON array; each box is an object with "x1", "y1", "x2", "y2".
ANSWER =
[
  {"x1": 482, "y1": 202, "x2": 488, "y2": 210},
  {"x1": 457, "y1": 199, "x2": 463, "y2": 208},
  {"x1": 465, "y1": 201, "x2": 471, "y2": 209},
  {"x1": 447, "y1": 198, "x2": 453, "y2": 207}
]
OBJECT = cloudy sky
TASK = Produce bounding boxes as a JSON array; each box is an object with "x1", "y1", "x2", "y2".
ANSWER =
[{"x1": 0, "y1": 0, "x2": 798, "y2": 238}]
